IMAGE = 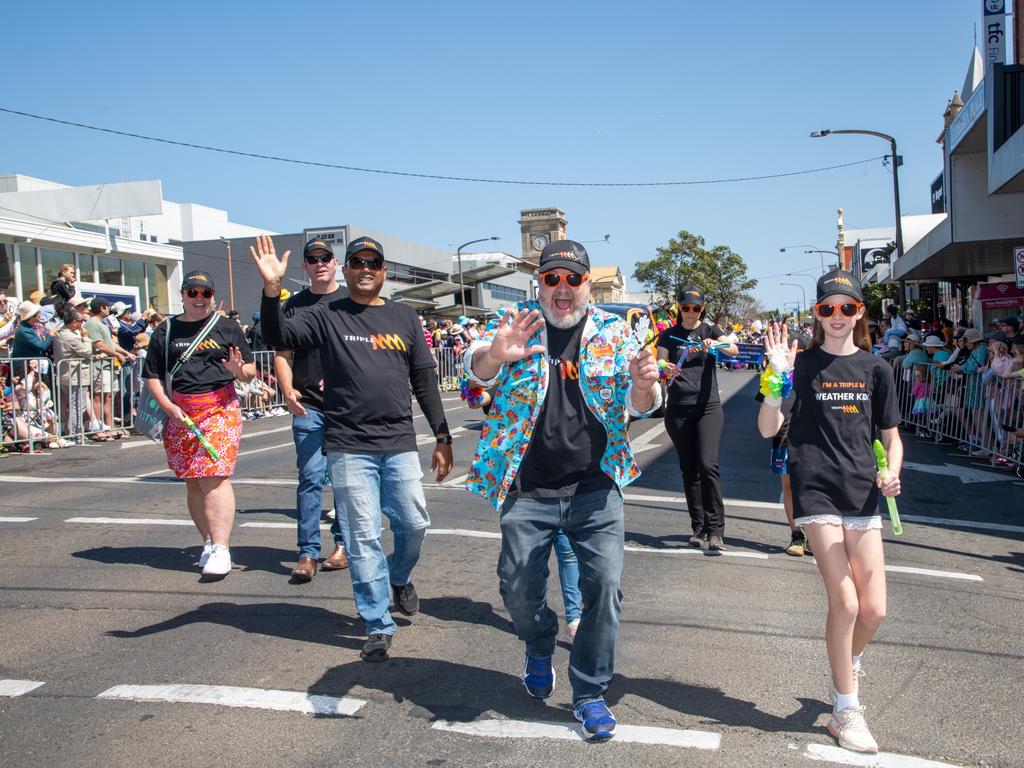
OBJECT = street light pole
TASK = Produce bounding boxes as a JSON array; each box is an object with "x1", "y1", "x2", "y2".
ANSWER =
[
  {"x1": 456, "y1": 236, "x2": 500, "y2": 317},
  {"x1": 780, "y1": 282, "x2": 807, "y2": 316},
  {"x1": 804, "y1": 249, "x2": 840, "y2": 272},
  {"x1": 779, "y1": 243, "x2": 828, "y2": 274},
  {"x1": 220, "y1": 237, "x2": 234, "y2": 310},
  {"x1": 810, "y1": 129, "x2": 906, "y2": 304}
]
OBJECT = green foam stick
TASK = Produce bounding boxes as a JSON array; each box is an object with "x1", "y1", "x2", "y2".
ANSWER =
[
  {"x1": 873, "y1": 439, "x2": 902, "y2": 535},
  {"x1": 182, "y1": 415, "x2": 221, "y2": 462}
]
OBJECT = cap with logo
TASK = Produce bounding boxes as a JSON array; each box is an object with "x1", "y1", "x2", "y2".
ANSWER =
[
  {"x1": 677, "y1": 285, "x2": 705, "y2": 305},
  {"x1": 303, "y1": 238, "x2": 335, "y2": 260},
  {"x1": 345, "y1": 236, "x2": 385, "y2": 261},
  {"x1": 538, "y1": 240, "x2": 590, "y2": 276},
  {"x1": 816, "y1": 268, "x2": 864, "y2": 303},
  {"x1": 181, "y1": 270, "x2": 217, "y2": 293}
]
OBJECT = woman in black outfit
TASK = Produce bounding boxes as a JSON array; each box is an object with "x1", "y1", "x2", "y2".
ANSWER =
[{"x1": 655, "y1": 286, "x2": 738, "y2": 552}]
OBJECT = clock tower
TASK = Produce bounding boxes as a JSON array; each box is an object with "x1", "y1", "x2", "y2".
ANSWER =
[{"x1": 519, "y1": 207, "x2": 568, "y2": 262}]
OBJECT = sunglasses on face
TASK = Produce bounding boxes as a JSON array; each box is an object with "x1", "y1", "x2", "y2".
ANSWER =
[
  {"x1": 185, "y1": 288, "x2": 214, "y2": 299},
  {"x1": 346, "y1": 256, "x2": 385, "y2": 271},
  {"x1": 678, "y1": 304, "x2": 703, "y2": 314},
  {"x1": 304, "y1": 253, "x2": 335, "y2": 265},
  {"x1": 815, "y1": 301, "x2": 863, "y2": 318},
  {"x1": 541, "y1": 272, "x2": 589, "y2": 288}
]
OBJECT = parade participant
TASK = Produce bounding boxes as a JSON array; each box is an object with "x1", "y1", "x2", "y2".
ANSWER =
[
  {"x1": 251, "y1": 234, "x2": 452, "y2": 663},
  {"x1": 273, "y1": 238, "x2": 350, "y2": 581},
  {"x1": 758, "y1": 269, "x2": 902, "y2": 754},
  {"x1": 143, "y1": 271, "x2": 256, "y2": 578},
  {"x1": 463, "y1": 239, "x2": 661, "y2": 742},
  {"x1": 655, "y1": 287, "x2": 738, "y2": 552}
]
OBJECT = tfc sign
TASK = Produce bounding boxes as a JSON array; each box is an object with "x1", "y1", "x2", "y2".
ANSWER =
[
  {"x1": 1014, "y1": 246, "x2": 1024, "y2": 289},
  {"x1": 983, "y1": 0, "x2": 1007, "y2": 66}
]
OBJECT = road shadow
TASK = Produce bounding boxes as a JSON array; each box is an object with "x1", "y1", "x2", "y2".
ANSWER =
[
  {"x1": 417, "y1": 596, "x2": 514, "y2": 635},
  {"x1": 106, "y1": 601, "x2": 365, "y2": 651},
  {"x1": 73, "y1": 545, "x2": 296, "y2": 576},
  {"x1": 308, "y1": 657, "x2": 827, "y2": 734}
]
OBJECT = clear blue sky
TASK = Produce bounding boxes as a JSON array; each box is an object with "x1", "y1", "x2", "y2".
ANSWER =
[{"x1": 1, "y1": 0, "x2": 983, "y2": 312}]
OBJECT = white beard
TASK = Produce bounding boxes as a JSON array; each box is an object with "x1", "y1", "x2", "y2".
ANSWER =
[{"x1": 539, "y1": 292, "x2": 589, "y2": 329}]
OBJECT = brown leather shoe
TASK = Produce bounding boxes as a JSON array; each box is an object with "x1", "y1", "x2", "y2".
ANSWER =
[
  {"x1": 291, "y1": 556, "x2": 318, "y2": 581},
  {"x1": 321, "y1": 544, "x2": 349, "y2": 571}
]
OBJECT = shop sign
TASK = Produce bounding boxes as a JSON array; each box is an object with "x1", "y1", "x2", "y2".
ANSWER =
[{"x1": 1014, "y1": 246, "x2": 1024, "y2": 289}]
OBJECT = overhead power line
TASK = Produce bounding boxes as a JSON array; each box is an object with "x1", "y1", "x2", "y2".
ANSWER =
[{"x1": 0, "y1": 107, "x2": 886, "y2": 188}]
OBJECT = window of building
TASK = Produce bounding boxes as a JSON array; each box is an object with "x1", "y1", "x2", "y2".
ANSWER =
[
  {"x1": 39, "y1": 248, "x2": 74, "y2": 294},
  {"x1": 146, "y1": 262, "x2": 169, "y2": 312},
  {"x1": 123, "y1": 259, "x2": 146, "y2": 307},
  {"x1": 97, "y1": 255, "x2": 122, "y2": 286},
  {"x1": 0, "y1": 243, "x2": 15, "y2": 294},
  {"x1": 385, "y1": 260, "x2": 448, "y2": 285},
  {"x1": 76, "y1": 253, "x2": 96, "y2": 283},
  {"x1": 484, "y1": 281, "x2": 527, "y2": 302},
  {"x1": 17, "y1": 245, "x2": 38, "y2": 295}
]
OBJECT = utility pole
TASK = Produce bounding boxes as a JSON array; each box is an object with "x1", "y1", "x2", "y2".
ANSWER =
[{"x1": 220, "y1": 237, "x2": 235, "y2": 310}]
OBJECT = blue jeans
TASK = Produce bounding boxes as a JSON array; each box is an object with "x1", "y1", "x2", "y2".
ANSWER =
[
  {"x1": 326, "y1": 450, "x2": 430, "y2": 636},
  {"x1": 498, "y1": 487, "x2": 624, "y2": 706},
  {"x1": 554, "y1": 530, "x2": 581, "y2": 624},
  {"x1": 293, "y1": 407, "x2": 348, "y2": 559}
]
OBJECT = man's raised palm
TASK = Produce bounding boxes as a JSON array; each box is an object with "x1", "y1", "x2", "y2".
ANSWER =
[{"x1": 250, "y1": 234, "x2": 290, "y2": 285}]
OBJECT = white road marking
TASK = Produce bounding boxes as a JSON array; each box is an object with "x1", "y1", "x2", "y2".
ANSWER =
[
  {"x1": 442, "y1": 473, "x2": 469, "y2": 488},
  {"x1": 241, "y1": 522, "x2": 298, "y2": 529},
  {"x1": 0, "y1": 516, "x2": 37, "y2": 522},
  {"x1": 0, "y1": 477, "x2": 299, "y2": 487},
  {"x1": 432, "y1": 718, "x2": 720, "y2": 749},
  {"x1": 629, "y1": 422, "x2": 666, "y2": 455},
  {"x1": 66, "y1": 517, "x2": 195, "y2": 526},
  {"x1": 0, "y1": 680, "x2": 45, "y2": 697},
  {"x1": 429, "y1": 528, "x2": 501, "y2": 540},
  {"x1": 900, "y1": 514, "x2": 1024, "y2": 535},
  {"x1": 121, "y1": 424, "x2": 293, "y2": 450},
  {"x1": 416, "y1": 426, "x2": 467, "y2": 445},
  {"x1": 883, "y1": 565, "x2": 983, "y2": 582},
  {"x1": 97, "y1": 683, "x2": 365, "y2": 716},
  {"x1": 902, "y1": 461, "x2": 1013, "y2": 484},
  {"x1": 624, "y1": 545, "x2": 770, "y2": 560},
  {"x1": 236, "y1": 441, "x2": 296, "y2": 458},
  {"x1": 805, "y1": 742, "x2": 960, "y2": 767}
]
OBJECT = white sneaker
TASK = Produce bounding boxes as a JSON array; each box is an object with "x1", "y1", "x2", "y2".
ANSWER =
[
  {"x1": 827, "y1": 706, "x2": 878, "y2": 754},
  {"x1": 198, "y1": 538, "x2": 213, "y2": 568},
  {"x1": 201, "y1": 544, "x2": 232, "y2": 576}
]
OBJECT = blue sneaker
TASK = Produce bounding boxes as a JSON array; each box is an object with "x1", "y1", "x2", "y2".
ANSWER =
[
  {"x1": 522, "y1": 653, "x2": 554, "y2": 699},
  {"x1": 574, "y1": 699, "x2": 616, "y2": 741}
]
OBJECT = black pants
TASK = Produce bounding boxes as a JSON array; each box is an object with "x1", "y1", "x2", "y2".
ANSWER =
[{"x1": 664, "y1": 402, "x2": 726, "y2": 537}]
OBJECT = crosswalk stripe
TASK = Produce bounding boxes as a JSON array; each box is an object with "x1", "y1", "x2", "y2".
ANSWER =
[
  {"x1": 432, "y1": 718, "x2": 720, "y2": 749},
  {"x1": 0, "y1": 516, "x2": 37, "y2": 522},
  {"x1": 97, "y1": 683, "x2": 365, "y2": 716},
  {"x1": 0, "y1": 680, "x2": 45, "y2": 697},
  {"x1": 66, "y1": 517, "x2": 194, "y2": 526},
  {"x1": 805, "y1": 742, "x2": 959, "y2": 767}
]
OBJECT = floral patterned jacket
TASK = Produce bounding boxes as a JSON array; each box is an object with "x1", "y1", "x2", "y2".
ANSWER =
[{"x1": 463, "y1": 301, "x2": 661, "y2": 511}]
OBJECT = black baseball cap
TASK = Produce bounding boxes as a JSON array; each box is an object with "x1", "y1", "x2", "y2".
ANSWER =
[
  {"x1": 89, "y1": 297, "x2": 110, "y2": 313},
  {"x1": 538, "y1": 240, "x2": 590, "y2": 275},
  {"x1": 303, "y1": 238, "x2": 335, "y2": 260},
  {"x1": 345, "y1": 236, "x2": 385, "y2": 261},
  {"x1": 998, "y1": 317, "x2": 1021, "y2": 332},
  {"x1": 816, "y1": 268, "x2": 863, "y2": 302},
  {"x1": 181, "y1": 270, "x2": 217, "y2": 292},
  {"x1": 677, "y1": 285, "x2": 706, "y2": 305}
]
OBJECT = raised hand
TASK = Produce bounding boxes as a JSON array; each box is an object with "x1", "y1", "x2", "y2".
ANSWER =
[
  {"x1": 486, "y1": 309, "x2": 546, "y2": 363},
  {"x1": 249, "y1": 234, "x2": 290, "y2": 291},
  {"x1": 221, "y1": 346, "x2": 246, "y2": 378},
  {"x1": 764, "y1": 322, "x2": 798, "y2": 372}
]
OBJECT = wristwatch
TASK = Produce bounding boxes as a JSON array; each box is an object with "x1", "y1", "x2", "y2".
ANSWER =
[{"x1": 436, "y1": 434, "x2": 453, "y2": 445}]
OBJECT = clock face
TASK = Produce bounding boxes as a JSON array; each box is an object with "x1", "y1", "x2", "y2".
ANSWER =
[{"x1": 532, "y1": 234, "x2": 549, "y2": 251}]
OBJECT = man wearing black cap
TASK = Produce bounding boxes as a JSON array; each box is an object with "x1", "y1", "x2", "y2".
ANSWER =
[
  {"x1": 463, "y1": 239, "x2": 661, "y2": 742},
  {"x1": 274, "y1": 238, "x2": 351, "y2": 582},
  {"x1": 84, "y1": 296, "x2": 135, "y2": 433},
  {"x1": 251, "y1": 234, "x2": 453, "y2": 662}
]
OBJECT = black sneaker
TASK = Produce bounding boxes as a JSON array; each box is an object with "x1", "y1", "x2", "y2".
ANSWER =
[
  {"x1": 391, "y1": 582, "x2": 420, "y2": 616},
  {"x1": 360, "y1": 632, "x2": 392, "y2": 662}
]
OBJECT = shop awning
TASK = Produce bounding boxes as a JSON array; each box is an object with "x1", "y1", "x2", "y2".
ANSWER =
[
  {"x1": 390, "y1": 279, "x2": 461, "y2": 300},
  {"x1": 459, "y1": 263, "x2": 516, "y2": 284},
  {"x1": 390, "y1": 295, "x2": 438, "y2": 311},
  {"x1": 893, "y1": 216, "x2": 1023, "y2": 281}
]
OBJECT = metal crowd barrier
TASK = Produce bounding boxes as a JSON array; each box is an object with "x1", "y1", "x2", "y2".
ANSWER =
[
  {"x1": 237, "y1": 349, "x2": 286, "y2": 418},
  {"x1": 433, "y1": 347, "x2": 464, "y2": 391},
  {"x1": 890, "y1": 358, "x2": 1023, "y2": 469}
]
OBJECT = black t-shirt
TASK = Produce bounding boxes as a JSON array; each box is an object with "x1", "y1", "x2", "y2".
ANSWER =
[
  {"x1": 143, "y1": 316, "x2": 254, "y2": 395},
  {"x1": 513, "y1": 319, "x2": 612, "y2": 498},
  {"x1": 787, "y1": 347, "x2": 901, "y2": 518},
  {"x1": 656, "y1": 321, "x2": 726, "y2": 407},
  {"x1": 263, "y1": 295, "x2": 439, "y2": 454},
  {"x1": 279, "y1": 287, "x2": 347, "y2": 412}
]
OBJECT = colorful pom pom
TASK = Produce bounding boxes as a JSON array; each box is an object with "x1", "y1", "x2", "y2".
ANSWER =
[{"x1": 460, "y1": 379, "x2": 486, "y2": 407}]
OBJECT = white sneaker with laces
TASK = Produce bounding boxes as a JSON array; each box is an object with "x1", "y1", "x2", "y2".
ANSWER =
[
  {"x1": 827, "y1": 706, "x2": 878, "y2": 754},
  {"x1": 201, "y1": 544, "x2": 232, "y2": 576},
  {"x1": 198, "y1": 538, "x2": 213, "y2": 568}
]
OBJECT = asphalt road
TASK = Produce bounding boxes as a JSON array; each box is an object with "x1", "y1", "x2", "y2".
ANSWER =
[{"x1": 0, "y1": 370, "x2": 1021, "y2": 768}]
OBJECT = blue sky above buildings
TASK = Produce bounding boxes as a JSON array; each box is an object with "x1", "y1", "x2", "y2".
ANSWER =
[{"x1": 1, "y1": 1, "x2": 983, "y2": 312}]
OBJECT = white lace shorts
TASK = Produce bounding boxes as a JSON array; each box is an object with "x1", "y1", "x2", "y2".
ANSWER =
[{"x1": 797, "y1": 515, "x2": 883, "y2": 531}]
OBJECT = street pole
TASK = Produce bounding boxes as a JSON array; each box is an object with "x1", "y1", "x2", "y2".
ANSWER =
[
  {"x1": 221, "y1": 237, "x2": 235, "y2": 310},
  {"x1": 455, "y1": 236, "x2": 500, "y2": 317},
  {"x1": 780, "y1": 282, "x2": 807, "y2": 316}
]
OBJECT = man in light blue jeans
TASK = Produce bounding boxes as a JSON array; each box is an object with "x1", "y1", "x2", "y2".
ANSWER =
[{"x1": 327, "y1": 451, "x2": 430, "y2": 637}]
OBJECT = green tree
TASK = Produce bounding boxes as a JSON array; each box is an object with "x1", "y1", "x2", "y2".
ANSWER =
[{"x1": 632, "y1": 230, "x2": 758, "y2": 321}]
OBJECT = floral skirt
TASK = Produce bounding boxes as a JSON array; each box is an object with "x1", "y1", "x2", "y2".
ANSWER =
[{"x1": 163, "y1": 384, "x2": 242, "y2": 478}]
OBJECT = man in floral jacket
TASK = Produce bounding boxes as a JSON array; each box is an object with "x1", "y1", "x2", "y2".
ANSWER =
[{"x1": 463, "y1": 240, "x2": 661, "y2": 742}]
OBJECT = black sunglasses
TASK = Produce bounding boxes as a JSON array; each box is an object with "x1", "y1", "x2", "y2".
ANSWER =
[
  {"x1": 185, "y1": 288, "x2": 214, "y2": 299},
  {"x1": 347, "y1": 256, "x2": 385, "y2": 271},
  {"x1": 541, "y1": 272, "x2": 588, "y2": 288},
  {"x1": 304, "y1": 253, "x2": 335, "y2": 265}
]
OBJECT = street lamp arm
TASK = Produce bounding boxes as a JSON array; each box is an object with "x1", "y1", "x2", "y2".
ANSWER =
[
  {"x1": 812, "y1": 128, "x2": 895, "y2": 144},
  {"x1": 455, "y1": 236, "x2": 501, "y2": 316}
]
